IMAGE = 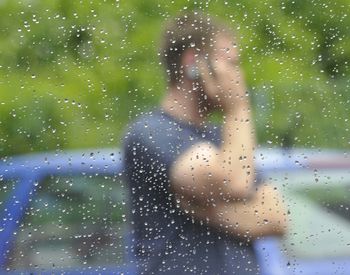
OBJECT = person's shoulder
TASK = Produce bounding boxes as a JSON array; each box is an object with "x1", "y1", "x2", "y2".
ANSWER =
[
  {"x1": 123, "y1": 108, "x2": 172, "y2": 147},
  {"x1": 122, "y1": 109, "x2": 187, "y2": 164},
  {"x1": 124, "y1": 109, "x2": 162, "y2": 136}
]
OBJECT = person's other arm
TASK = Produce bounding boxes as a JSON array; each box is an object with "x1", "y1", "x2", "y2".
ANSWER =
[{"x1": 175, "y1": 184, "x2": 288, "y2": 239}]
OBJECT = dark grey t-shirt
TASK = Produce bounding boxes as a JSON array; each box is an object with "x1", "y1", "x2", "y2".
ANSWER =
[{"x1": 123, "y1": 109, "x2": 259, "y2": 274}]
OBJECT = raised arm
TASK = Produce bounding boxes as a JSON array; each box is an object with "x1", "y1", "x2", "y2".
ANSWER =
[
  {"x1": 170, "y1": 102, "x2": 255, "y2": 200},
  {"x1": 170, "y1": 37, "x2": 256, "y2": 201}
]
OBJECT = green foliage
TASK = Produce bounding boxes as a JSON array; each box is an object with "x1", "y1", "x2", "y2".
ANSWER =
[{"x1": 0, "y1": 0, "x2": 349, "y2": 157}]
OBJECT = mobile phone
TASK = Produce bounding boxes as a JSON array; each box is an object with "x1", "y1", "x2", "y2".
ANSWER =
[
  {"x1": 186, "y1": 65, "x2": 200, "y2": 80},
  {"x1": 186, "y1": 59, "x2": 215, "y2": 80}
]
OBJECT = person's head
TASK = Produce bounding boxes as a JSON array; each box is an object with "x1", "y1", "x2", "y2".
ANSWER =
[{"x1": 160, "y1": 12, "x2": 236, "y2": 86}]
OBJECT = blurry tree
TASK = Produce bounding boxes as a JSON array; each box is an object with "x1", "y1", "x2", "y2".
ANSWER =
[{"x1": 0, "y1": 0, "x2": 349, "y2": 157}]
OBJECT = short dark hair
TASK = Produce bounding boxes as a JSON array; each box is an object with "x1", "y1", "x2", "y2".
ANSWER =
[{"x1": 160, "y1": 12, "x2": 232, "y2": 84}]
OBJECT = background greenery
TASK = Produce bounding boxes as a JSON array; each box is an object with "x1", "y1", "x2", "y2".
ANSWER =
[{"x1": 0, "y1": 0, "x2": 349, "y2": 157}]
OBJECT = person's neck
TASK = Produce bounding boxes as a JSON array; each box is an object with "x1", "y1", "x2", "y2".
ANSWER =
[{"x1": 161, "y1": 81, "x2": 207, "y2": 128}]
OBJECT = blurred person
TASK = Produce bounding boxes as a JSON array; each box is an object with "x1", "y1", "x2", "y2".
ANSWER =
[{"x1": 123, "y1": 12, "x2": 287, "y2": 275}]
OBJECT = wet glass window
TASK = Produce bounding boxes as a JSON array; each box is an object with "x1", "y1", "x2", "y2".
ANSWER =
[
  {"x1": 4, "y1": 174, "x2": 128, "y2": 271},
  {"x1": 0, "y1": 1, "x2": 349, "y2": 274}
]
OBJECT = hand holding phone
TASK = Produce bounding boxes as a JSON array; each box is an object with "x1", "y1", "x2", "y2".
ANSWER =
[
  {"x1": 198, "y1": 55, "x2": 248, "y2": 112},
  {"x1": 186, "y1": 59, "x2": 215, "y2": 80}
]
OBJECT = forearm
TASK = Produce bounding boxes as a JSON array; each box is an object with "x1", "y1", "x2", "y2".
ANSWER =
[
  {"x1": 176, "y1": 184, "x2": 288, "y2": 240},
  {"x1": 211, "y1": 185, "x2": 287, "y2": 239},
  {"x1": 218, "y1": 99, "x2": 257, "y2": 198}
]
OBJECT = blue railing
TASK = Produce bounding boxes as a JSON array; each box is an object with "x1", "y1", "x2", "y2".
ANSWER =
[{"x1": 1, "y1": 148, "x2": 349, "y2": 274}]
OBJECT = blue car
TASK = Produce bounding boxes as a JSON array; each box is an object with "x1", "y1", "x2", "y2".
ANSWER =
[{"x1": 1, "y1": 148, "x2": 349, "y2": 274}]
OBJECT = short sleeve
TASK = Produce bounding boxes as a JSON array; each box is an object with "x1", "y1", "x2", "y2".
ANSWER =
[{"x1": 123, "y1": 112, "x2": 204, "y2": 191}]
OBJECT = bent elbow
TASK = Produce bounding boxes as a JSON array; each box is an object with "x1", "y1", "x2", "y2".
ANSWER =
[
  {"x1": 222, "y1": 178, "x2": 255, "y2": 200},
  {"x1": 232, "y1": 186, "x2": 252, "y2": 200}
]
